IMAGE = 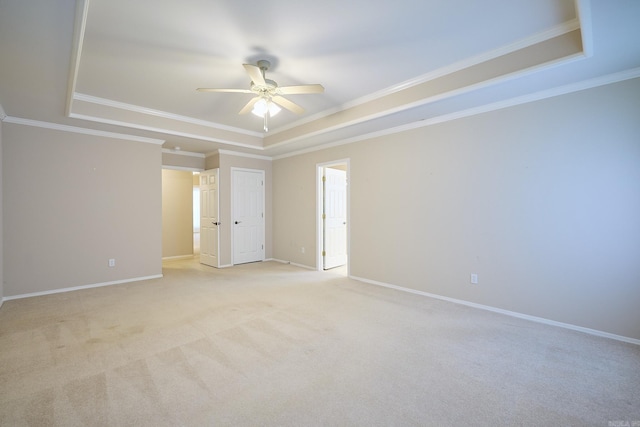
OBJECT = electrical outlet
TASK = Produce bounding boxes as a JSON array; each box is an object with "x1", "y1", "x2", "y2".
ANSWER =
[
  {"x1": 109, "y1": 259, "x2": 116, "y2": 267},
  {"x1": 470, "y1": 274, "x2": 478, "y2": 284},
  {"x1": 301, "y1": 247, "x2": 305, "y2": 254}
]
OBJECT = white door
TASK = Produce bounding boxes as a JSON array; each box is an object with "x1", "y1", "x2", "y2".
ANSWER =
[
  {"x1": 323, "y1": 167, "x2": 347, "y2": 269},
  {"x1": 200, "y1": 169, "x2": 220, "y2": 268},
  {"x1": 232, "y1": 169, "x2": 265, "y2": 265}
]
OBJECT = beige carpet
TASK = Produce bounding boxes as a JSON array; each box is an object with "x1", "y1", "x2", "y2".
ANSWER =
[{"x1": 1, "y1": 259, "x2": 639, "y2": 426}]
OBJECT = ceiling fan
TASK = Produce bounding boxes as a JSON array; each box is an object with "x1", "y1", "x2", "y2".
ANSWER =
[{"x1": 197, "y1": 60, "x2": 324, "y2": 132}]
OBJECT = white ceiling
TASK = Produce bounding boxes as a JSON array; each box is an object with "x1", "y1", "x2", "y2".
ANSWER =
[{"x1": 1, "y1": 0, "x2": 639, "y2": 158}]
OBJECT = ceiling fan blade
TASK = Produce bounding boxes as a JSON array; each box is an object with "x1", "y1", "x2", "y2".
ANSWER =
[
  {"x1": 197, "y1": 88, "x2": 253, "y2": 93},
  {"x1": 238, "y1": 97, "x2": 260, "y2": 115},
  {"x1": 243, "y1": 64, "x2": 266, "y2": 86},
  {"x1": 272, "y1": 95, "x2": 304, "y2": 114},
  {"x1": 278, "y1": 84, "x2": 325, "y2": 95}
]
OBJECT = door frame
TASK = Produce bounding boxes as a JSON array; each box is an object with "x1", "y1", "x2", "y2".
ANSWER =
[
  {"x1": 231, "y1": 167, "x2": 266, "y2": 265},
  {"x1": 316, "y1": 159, "x2": 350, "y2": 274},
  {"x1": 199, "y1": 168, "x2": 220, "y2": 268}
]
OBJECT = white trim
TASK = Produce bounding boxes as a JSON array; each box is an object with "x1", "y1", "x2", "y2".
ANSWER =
[
  {"x1": 2, "y1": 116, "x2": 165, "y2": 144},
  {"x1": 162, "y1": 165, "x2": 203, "y2": 172},
  {"x1": 268, "y1": 19, "x2": 581, "y2": 138},
  {"x1": 350, "y1": 275, "x2": 640, "y2": 346},
  {"x1": 266, "y1": 50, "x2": 585, "y2": 152},
  {"x1": 0, "y1": 104, "x2": 6, "y2": 120},
  {"x1": 2, "y1": 274, "x2": 163, "y2": 301},
  {"x1": 65, "y1": 0, "x2": 89, "y2": 117},
  {"x1": 272, "y1": 67, "x2": 640, "y2": 160},
  {"x1": 267, "y1": 259, "x2": 316, "y2": 271},
  {"x1": 162, "y1": 255, "x2": 194, "y2": 261},
  {"x1": 346, "y1": 18, "x2": 581, "y2": 109},
  {"x1": 290, "y1": 262, "x2": 315, "y2": 271},
  {"x1": 230, "y1": 168, "x2": 266, "y2": 266},
  {"x1": 68, "y1": 112, "x2": 262, "y2": 151},
  {"x1": 216, "y1": 149, "x2": 272, "y2": 161},
  {"x1": 162, "y1": 148, "x2": 205, "y2": 158},
  {"x1": 73, "y1": 93, "x2": 263, "y2": 138},
  {"x1": 316, "y1": 159, "x2": 351, "y2": 274},
  {"x1": 576, "y1": 0, "x2": 594, "y2": 58}
]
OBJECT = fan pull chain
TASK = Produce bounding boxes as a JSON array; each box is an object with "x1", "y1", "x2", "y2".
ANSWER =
[{"x1": 263, "y1": 111, "x2": 269, "y2": 132}]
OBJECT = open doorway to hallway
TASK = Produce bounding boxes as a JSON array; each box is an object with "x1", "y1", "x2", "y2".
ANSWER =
[{"x1": 317, "y1": 160, "x2": 349, "y2": 276}]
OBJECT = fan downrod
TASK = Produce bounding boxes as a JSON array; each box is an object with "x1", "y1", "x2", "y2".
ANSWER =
[{"x1": 256, "y1": 60, "x2": 271, "y2": 72}]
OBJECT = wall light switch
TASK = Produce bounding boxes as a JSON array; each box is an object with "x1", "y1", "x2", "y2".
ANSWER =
[
  {"x1": 471, "y1": 274, "x2": 478, "y2": 284},
  {"x1": 109, "y1": 259, "x2": 116, "y2": 267}
]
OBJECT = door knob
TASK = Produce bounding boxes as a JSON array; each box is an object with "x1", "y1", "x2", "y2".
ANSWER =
[
  {"x1": 212, "y1": 221, "x2": 220, "y2": 225},
  {"x1": 235, "y1": 221, "x2": 241, "y2": 224}
]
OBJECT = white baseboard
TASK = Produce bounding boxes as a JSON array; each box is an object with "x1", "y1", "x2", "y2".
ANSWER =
[
  {"x1": 267, "y1": 258, "x2": 316, "y2": 270},
  {"x1": 162, "y1": 255, "x2": 194, "y2": 261},
  {"x1": 350, "y1": 275, "x2": 640, "y2": 346},
  {"x1": 2, "y1": 274, "x2": 163, "y2": 302}
]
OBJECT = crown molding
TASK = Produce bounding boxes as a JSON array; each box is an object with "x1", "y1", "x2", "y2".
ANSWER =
[
  {"x1": 162, "y1": 148, "x2": 205, "y2": 158},
  {"x1": 348, "y1": 18, "x2": 581, "y2": 107},
  {"x1": 267, "y1": 48, "x2": 585, "y2": 152},
  {"x1": 268, "y1": 18, "x2": 582, "y2": 138},
  {"x1": 214, "y1": 149, "x2": 272, "y2": 161},
  {"x1": 273, "y1": 67, "x2": 640, "y2": 160},
  {"x1": 73, "y1": 93, "x2": 263, "y2": 138},
  {"x1": 68, "y1": 112, "x2": 263, "y2": 151},
  {"x1": 3, "y1": 116, "x2": 165, "y2": 144},
  {"x1": 162, "y1": 165, "x2": 203, "y2": 172},
  {"x1": 65, "y1": 0, "x2": 89, "y2": 117},
  {"x1": 576, "y1": 0, "x2": 593, "y2": 58}
]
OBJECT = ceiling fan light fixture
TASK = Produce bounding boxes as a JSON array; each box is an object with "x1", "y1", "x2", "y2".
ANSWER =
[{"x1": 251, "y1": 98, "x2": 281, "y2": 117}]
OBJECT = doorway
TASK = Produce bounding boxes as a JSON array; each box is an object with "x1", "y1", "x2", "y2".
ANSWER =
[
  {"x1": 193, "y1": 175, "x2": 201, "y2": 255},
  {"x1": 199, "y1": 169, "x2": 220, "y2": 268},
  {"x1": 317, "y1": 160, "x2": 349, "y2": 274},
  {"x1": 231, "y1": 168, "x2": 266, "y2": 265}
]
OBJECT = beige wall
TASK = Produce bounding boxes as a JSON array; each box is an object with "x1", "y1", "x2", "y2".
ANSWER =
[
  {"x1": 162, "y1": 169, "x2": 194, "y2": 258},
  {"x1": 3, "y1": 123, "x2": 163, "y2": 296},
  {"x1": 273, "y1": 78, "x2": 640, "y2": 340}
]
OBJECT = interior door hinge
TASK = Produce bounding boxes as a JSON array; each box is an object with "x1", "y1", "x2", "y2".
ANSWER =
[
  {"x1": 322, "y1": 251, "x2": 326, "y2": 256},
  {"x1": 322, "y1": 213, "x2": 326, "y2": 219},
  {"x1": 322, "y1": 176, "x2": 326, "y2": 182}
]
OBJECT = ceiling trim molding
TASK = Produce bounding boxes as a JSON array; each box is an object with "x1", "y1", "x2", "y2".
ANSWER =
[
  {"x1": 162, "y1": 165, "x2": 203, "y2": 172},
  {"x1": 73, "y1": 93, "x2": 263, "y2": 138},
  {"x1": 216, "y1": 149, "x2": 272, "y2": 161},
  {"x1": 266, "y1": 45, "x2": 586, "y2": 151},
  {"x1": 68, "y1": 112, "x2": 264, "y2": 151},
  {"x1": 269, "y1": 18, "x2": 581, "y2": 138},
  {"x1": 343, "y1": 18, "x2": 582, "y2": 108},
  {"x1": 162, "y1": 148, "x2": 205, "y2": 158},
  {"x1": 3, "y1": 116, "x2": 165, "y2": 145},
  {"x1": 65, "y1": 0, "x2": 89, "y2": 117},
  {"x1": 272, "y1": 67, "x2": 640, "y2": 161},
  {"x1": 576, "y1": 0, "x2": 593, "y2": 57}
]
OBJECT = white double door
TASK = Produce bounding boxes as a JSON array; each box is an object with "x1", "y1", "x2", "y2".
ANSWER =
[
  {"x1": 232, "y1": 168, "x2": 265, "y2": 265},
  {"x1": 199, "y1": 169, "x2": 219, "y2": 268}
]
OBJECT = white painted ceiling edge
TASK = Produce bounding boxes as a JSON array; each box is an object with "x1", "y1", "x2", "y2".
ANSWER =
[{"x1": 2, "y1": 0, "x2": 640, "y2": 159}]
